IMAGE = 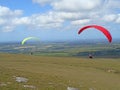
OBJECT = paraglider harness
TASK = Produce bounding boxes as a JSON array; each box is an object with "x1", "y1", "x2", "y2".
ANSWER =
[{"x1": 89, "y1": 54, "x2": 93, "y2": 59}]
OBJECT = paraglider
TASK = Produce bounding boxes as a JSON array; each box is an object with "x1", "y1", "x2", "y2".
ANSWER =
[
  {"x1": 89, "y1": 54, "x2": 93, "y2": 59},
  {"x1": 21, "y1": 37, "x2": 40, "y2": 45},
  {"x1": 78, "y1": 25, "x2": 112, "y2": 43},
  {"x1": 78, "y1": 25, "x2": 112, "y2": 59},
  {"x1": 21, "y1": 37, "x2": 40, "y2": 55}
]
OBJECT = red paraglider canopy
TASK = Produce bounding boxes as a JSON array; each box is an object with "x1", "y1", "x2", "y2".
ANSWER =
[{"x1": 78, "y1": 25, "x2": 112, "y2": 43}]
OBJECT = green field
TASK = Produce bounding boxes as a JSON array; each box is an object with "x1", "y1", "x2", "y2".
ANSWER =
[
  {"x1": 0, "y1": 53, "x2": 120, "y2": 90},
  {"x1": 1, "y1": 42, "x2": 120, "y2": 58}
]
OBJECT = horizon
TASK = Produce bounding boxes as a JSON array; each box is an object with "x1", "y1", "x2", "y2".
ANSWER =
[{"x1": 0, "y1": 38, "x2": 120, "y2": 44}]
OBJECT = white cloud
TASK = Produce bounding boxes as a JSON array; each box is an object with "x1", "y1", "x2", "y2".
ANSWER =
[
  {"x1": 31, "y1": 0, "x2": 110, "y2": 28},
  {"x1": 10, "y1": 13, "x2": 64, "y2": 30},
  {"x1": 1, "y1": 0, "x2": 120, "y2": 32},
  {"x1": 2, "y1": 25, "x2": 15, "y2": 32},
  {"x1": 52, "y1": 0, "x2": 107, "y2": 12},
  {"x1": 32, "y1": 0, "x2": 58, "y2": 5},
  {"x1": 48, "y1": 11, "x2": 85, "y2": 21},
  {"x1": 33, "y1": 0, "x2": 108, "y2": 12},
  {"x1": 0, "y1": 6, "x2": 23, "y2": 32},
  {"x1": 116, "y1": 14, "x2": 120, "y2": 23},
  {"x1": 0, "y1": 6, "x2": 22, "y2": 17},
  {"x1": 71, "y1": 19, "x2": 91, "y2": 25},
  {"x1": 13, "y1": 17, "x2": 31, "y2": 25},
  {"x1": 26, "y1": 11, "x2": 92, "y2": 29},
  {"x1": 0, "y1": 6, "x2": 64, "y2": 32},
  {"x1": 0, "y1": 18, "x2": 6, "y2": 25},
  {"x1": 107, "y1": 0, "x2": 120, "y2": 9},
  {"x1": 102, "y1": 14, "x2": 117, "y2": 22},
  {"x1": 116, "y1": 18, "x2": 120, "y2": 23},
  {"x1": 28, "y1": 14, "x2": 64, "y2": 29},
  {"x1": 32, "y1": 0, "x2": 117, "y2": 27},
  {"x1": 102, "y1": 14, "x2": 120, "y2": 24}
]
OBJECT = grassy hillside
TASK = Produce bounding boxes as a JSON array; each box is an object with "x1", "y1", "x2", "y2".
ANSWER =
[{"x1": 0, "y1": 54, "x2": 120, "y2": 90}]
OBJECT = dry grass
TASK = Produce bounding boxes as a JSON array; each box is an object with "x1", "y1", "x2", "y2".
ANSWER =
[{"x1": 0, "y1": 53, "x2": 120, "y2": 90}]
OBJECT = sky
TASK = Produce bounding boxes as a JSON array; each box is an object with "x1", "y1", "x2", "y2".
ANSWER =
[{"x1": 0, "y1": 0, "x2": 120, "y2": 42}]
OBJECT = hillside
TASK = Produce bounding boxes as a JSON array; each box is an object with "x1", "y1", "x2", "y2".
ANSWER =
[{"x1": 0, "y1": 54, "x2": 120, "y2": 90}]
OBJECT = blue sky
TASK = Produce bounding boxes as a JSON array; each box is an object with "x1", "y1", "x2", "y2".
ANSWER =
[{"x1": 0, "y1": 0, "x2": 120, "y2": 42}]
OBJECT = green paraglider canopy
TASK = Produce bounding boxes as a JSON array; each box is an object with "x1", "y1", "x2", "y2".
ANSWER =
[{"x1": 21, "y1": 37, "x2": 40, "y2": 45}]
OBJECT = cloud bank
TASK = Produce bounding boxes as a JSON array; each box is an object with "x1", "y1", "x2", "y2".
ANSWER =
[{"x1": 0, "y1": 0, "x2": 120, "y2": 32}]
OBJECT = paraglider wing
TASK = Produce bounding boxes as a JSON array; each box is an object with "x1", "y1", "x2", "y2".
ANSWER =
[
  {"x1": 78, "y1": 25, "x2": 112, "y2": 43},
  {"x1": 21, "y1": 37, "x2": 39, "y2": 45}
]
